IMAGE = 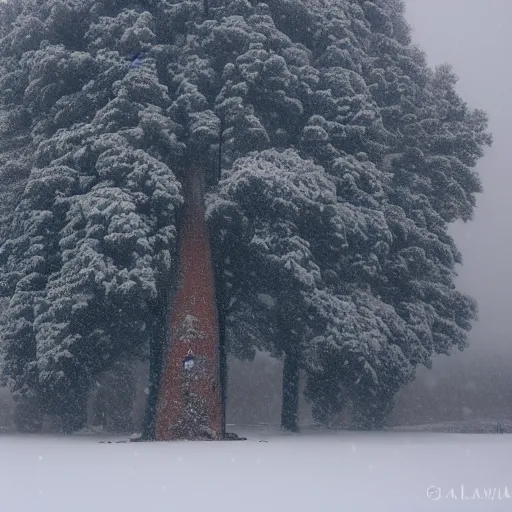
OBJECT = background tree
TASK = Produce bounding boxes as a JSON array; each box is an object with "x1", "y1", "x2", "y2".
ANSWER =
[
  {"x1": 287, "y1": 0, "x2": 492, "y2": 428},
  {"x1": 208, "y1": 0, "x2": 491, "y2": 430}
]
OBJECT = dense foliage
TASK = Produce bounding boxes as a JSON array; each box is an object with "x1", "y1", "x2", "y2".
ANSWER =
[{"x1": 0, "y1": 0, "x2": 491, "y2": 432}]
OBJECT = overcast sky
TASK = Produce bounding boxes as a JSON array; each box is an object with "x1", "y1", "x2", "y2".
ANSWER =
[{"x1": 404, "y1": 0, "x2": 512, "y2": 355}]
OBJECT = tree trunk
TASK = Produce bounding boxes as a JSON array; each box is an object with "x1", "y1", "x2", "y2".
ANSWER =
[
  {"x1": 141, "y1": 292, "x2": 167, "y2": 440},
  {"x1": 155, "y1": 165, "x2": 223, "y2": 440},
  {"x1": 218, "y1": 310, "x2": 227, "y2": 438},
  {"x1": 213, "y1": 251, "x2": 228, "y2": 439},
  {"x1": 281, "y1": 345, "x2": 300, "y2": 432},
  {"x1": 214, "y1": 125, "x2": 227, "y2": 438}
]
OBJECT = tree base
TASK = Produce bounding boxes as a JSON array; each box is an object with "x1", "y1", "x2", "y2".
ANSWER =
[{"x1": 128, "y1": 431, "x2": 246, "y2": 442}]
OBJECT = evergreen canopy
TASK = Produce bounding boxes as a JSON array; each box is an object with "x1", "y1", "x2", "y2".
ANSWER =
[{"x1": 0, "y1": 0, "x2": 491, "y2": 430}]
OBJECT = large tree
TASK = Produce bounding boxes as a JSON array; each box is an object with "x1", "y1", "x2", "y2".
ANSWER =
[{"x1": 0, "y1": 0, "x2": 491, "y2": 434}]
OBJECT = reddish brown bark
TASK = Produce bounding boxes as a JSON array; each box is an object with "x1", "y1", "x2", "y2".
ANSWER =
[{"x1": 155, "y1": 166, "x2": 222, "y2": 440}]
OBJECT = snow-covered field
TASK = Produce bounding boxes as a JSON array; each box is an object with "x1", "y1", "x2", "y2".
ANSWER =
[
  {"x1": 1, "y1": 426, "x2": 512, "y2": 512},
  {"x1": 390, "y1": 418, "x2": 512, "y2": 434}
]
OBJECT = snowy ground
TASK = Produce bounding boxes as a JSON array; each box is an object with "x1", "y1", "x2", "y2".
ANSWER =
[
  {"x1": 1, "y1": 425, "x2": 512, "y2": 512},
  {"x1": 390, "y1": 418, "x2": 512, "y2": 434}
]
